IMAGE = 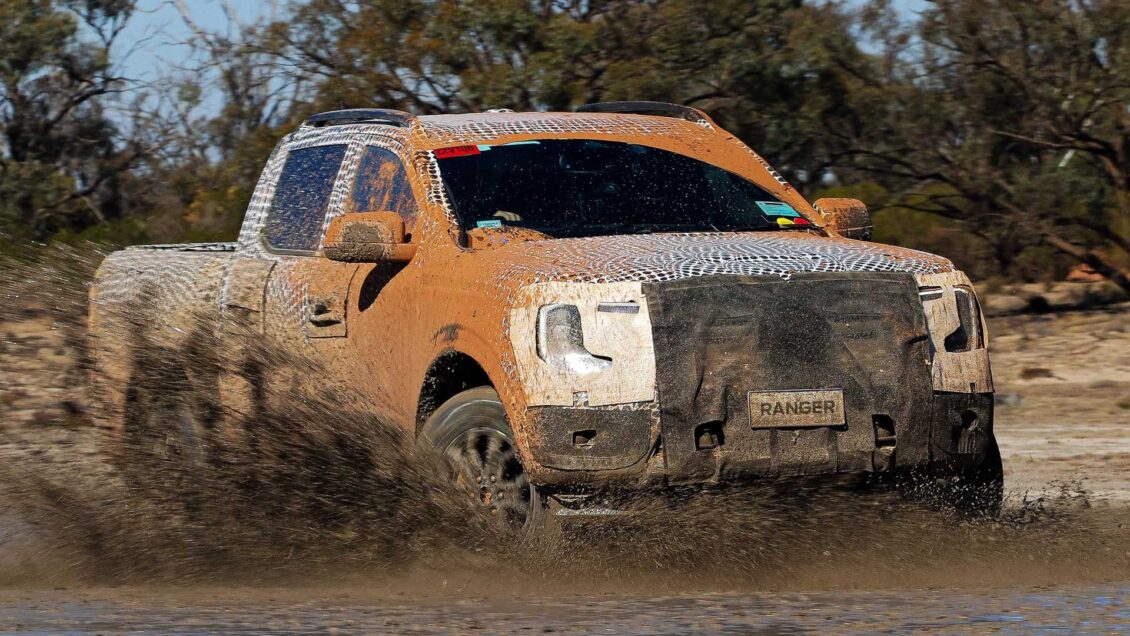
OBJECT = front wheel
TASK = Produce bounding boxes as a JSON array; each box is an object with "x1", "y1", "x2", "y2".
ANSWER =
[
  {"x1": 957, "y1": 436, "x2": 1005, "y2": 515},
  {"x1": 420, "y1": 387, "x2": 547, "y2": 539},
  {"x1": 901, "y1": 437, "x2": 1004, "y2": 516}
]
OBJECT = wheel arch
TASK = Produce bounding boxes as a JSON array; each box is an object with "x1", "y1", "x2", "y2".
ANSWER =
[{"x1": 415, "y1": 349, "x2": 497, "y2": 436}]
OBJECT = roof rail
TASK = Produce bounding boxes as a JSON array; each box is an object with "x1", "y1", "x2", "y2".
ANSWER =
[
  {"x1": 304, "y1": 109, "x2": 416, "y2": 128},
  {"x1": 575, "y1": 101, "x2": 714, "y2": 126}
]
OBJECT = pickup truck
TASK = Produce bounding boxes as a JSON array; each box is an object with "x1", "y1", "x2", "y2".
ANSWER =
[{"x1": 88, "y1": 102, "x2": 1002, "y2": 534}]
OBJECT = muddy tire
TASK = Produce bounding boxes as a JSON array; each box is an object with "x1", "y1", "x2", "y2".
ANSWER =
[
  {"x1": 960, "y1": 436, "x2": 1005, "y2": 515},
  {"x1": 915, "y1": 437, "x2": 1004, "y2": 516},
  {"x1": 121, "y1": 370, "x2": 212, "y2": 515},
  {"x1": 420, "y1": 387, "x2": 547, "y2": 539}
]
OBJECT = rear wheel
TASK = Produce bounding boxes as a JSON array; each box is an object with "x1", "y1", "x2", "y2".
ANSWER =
[
  {"x1": 121, "y1": 371, "x2": 212, "y2": 515},
  {"x1": 420, "y1": 387, "x2": 546, "y2": 538}
]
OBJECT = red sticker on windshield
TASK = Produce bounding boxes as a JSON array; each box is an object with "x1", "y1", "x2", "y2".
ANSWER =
[{"x1": 434, "y1": 145, "x2": 481, "y2": 159}]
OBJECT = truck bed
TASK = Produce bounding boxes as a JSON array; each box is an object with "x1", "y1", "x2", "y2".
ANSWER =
[{"x1": 87, "y1": 244, "x2": 238, "y2": 429}]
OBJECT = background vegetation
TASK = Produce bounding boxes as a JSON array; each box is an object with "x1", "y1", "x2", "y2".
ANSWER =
[{"x1": 1, "y1": 0, "x2": 1127, "y2": 288}]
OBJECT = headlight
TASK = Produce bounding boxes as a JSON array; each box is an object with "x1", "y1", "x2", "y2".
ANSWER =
[
  {"x1": 919, "y1": 285, "x2": 984, "y2": 353},
  {"x1": 536, "y1": 304, "x2": 612, "y2": 374}
]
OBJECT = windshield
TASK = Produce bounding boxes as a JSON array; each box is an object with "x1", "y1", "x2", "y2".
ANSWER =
[{"x1": 434, "y1": 139, "x2": 817, "y2": 239}]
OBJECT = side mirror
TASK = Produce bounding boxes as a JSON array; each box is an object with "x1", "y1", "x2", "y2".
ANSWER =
[
  {"x1": 812, "y1": 198, "x2": 873, "y2": 241},
  {"x1": 323, "y1": 211, "x2": 417, "y2": 263}
]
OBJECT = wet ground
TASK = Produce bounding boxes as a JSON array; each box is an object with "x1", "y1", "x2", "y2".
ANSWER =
[
  {"x1": 0, "y1": 270, "x2": 1128, "y2": 633},
  {"x1": 1, "y1": 583, "x2": 1127, "y2": 634}
]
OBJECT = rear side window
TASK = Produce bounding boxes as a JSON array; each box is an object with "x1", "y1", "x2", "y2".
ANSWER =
[
  {"x1": 350, "y1": 146, "x2": 418, "y2": 230},
  {"x1": 264, "y1": 144, "x2": 347, "y2": 252}
]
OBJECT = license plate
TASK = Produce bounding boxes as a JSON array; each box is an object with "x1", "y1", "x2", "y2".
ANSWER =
[{"x1": 748, "y1": 389, "x2": 846, "y2": 429}]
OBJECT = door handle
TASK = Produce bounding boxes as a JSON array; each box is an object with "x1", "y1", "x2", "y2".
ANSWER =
[{"x1": 307, "y1": 298, "x2": 343, "y2": 327}]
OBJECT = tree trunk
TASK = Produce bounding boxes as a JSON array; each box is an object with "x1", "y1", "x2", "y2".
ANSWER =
[{"x1": 1040, "y1": 231, "x2": 1130, "y2": 294}]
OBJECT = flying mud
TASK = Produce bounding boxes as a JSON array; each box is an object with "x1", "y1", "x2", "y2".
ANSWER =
[{"x1": 0, "y1": 244, "x2": 1127, "y2": 631}]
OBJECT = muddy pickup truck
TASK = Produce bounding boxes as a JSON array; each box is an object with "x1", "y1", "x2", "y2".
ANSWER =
[{"x1": 89, "y1": 102, "x2": 1002, "y2": 533}]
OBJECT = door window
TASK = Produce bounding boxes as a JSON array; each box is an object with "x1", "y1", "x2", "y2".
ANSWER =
[
  {"x1": 350, "y1": 146, "x2": 418, "y2": 232},
  {"x1": 264, "y1": 144, "x2": 348, "y2": 252}
]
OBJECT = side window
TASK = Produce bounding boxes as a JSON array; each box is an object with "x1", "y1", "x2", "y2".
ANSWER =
[
  {"x1": 264, "y1": 144, "x2": 348, "y2": 252},
  {"x1": 350, "y1": 146, "x2": 418, "y2": 232}
]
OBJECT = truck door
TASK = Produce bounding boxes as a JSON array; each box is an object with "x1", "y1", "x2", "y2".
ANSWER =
[
  {"x1": 258, "y1": 143, "x2": 358, "y2": 361},
  {"x1": 327, "y1": 145, "x2": 421, "y2": 416},
  {"x1": 241, "y1": 141, "x2": 419, "y2": 421}
]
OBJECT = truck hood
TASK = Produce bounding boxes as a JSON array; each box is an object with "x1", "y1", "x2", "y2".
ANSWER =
[{"x1": 486, "y1": 232, "x2": 955, "y2": 285}]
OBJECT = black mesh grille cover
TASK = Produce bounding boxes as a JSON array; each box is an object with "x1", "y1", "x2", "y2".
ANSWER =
[{"x1": 644, "y1": 272, "x2": 934, "y2": 482}]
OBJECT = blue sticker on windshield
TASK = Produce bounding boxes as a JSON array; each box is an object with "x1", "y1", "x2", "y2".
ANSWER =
[
  {"x1": 476, "y1": 219, "x2": 503, "y2": 228},
  {"x1": 756, "y1": 201, "x2": 800, "y2": 217}
]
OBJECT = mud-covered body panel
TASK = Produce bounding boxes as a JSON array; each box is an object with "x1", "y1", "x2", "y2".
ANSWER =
[
  {"x1": 87, "y1": 247, "x2": 234, "y2": 428},
  {"x1": 520, "y1": 273, "x2": 996, "y2": 488},
  {"x1": 525, "y1": 403, "x2": 657, "y2": 472}
]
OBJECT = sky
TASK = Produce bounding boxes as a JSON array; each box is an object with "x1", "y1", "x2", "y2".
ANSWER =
[{"x1": 115, "y1": 0, "x2": 272, "y2": 83}]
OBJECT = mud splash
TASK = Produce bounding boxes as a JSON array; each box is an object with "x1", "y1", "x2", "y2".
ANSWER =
[{"x1": 0, "y1": 243, "x2": 1128, "y2": 595}]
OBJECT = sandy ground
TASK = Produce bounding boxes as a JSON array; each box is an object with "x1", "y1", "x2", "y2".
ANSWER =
[
  {"x1": 990, "y1": 304, "x2": 1130, "y2": 500},
  {"x1": 0, "y1": 297, "x2": 1128, "y2": 633}
]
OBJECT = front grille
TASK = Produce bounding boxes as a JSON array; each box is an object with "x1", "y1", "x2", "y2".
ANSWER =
[{"x1": 644, "y1": 272, "x2": 935, "y2": 482}]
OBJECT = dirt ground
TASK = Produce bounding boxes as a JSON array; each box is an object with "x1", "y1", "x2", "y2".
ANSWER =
[
  {"x1": 990, "y1": 303, "x2": 1130, "y2": 500},
  {"x1": 0, "y1": 291, "x2": 1128, "y2": 633}
]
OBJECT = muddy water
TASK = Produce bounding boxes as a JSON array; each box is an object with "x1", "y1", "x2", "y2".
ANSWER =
[
  {"x1": 1, "y1": 246, "x2": 1129, "y2": 634},
  {"x1": 0, "y1": 583, "x2": 1126, "y2": 633}
]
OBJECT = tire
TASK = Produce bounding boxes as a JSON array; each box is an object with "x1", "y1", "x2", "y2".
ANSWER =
[
  {"x1": 121, "y1": 370, "x2": 212, "y2": 515},
  {"x1": 420, "y1": 387, "x2": 547, "y2": 538},
  {"x1": 915, "y1": 437, "x2": 1004, "y2": 516},
  {"x1": 961, "y1": 436, "x2": 1005, "y2": 515}
]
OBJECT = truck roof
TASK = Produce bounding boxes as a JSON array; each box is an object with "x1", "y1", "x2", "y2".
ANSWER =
[
  {"x1": 416, "y1": 110, "x2": 715, "y2": 145},
  {"x1": 300, "y1": 103, "x2": 723, "y2": 150},
  {"x1": 304, "y1": 102, "x2": 713, "y2": 130}
]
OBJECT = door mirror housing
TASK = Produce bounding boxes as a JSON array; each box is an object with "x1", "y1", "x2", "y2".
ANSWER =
[
  {"x1": 812, "y1": 198, "x2": 873, "y2": 241},
  {"x1": 323, "y1": 211, "x2": 417, "y2": 262}
]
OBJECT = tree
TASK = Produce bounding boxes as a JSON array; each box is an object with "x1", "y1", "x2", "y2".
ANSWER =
[
  {"x1": 840, "y1": 0, "x2": 1130, "y2": 290},
  {"x1": 0, "y1": 0, "x2": 142, "y2": 240},
  {"x1": 258, "y1": 0, "x2": 865, "y2": 191}
]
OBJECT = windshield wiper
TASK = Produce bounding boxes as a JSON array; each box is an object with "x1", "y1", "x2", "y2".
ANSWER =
[{"x1": 534, "y1": 222, "x2": 819, "y2": 237}]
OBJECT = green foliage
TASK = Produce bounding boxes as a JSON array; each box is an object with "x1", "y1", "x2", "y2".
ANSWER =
[
  {"x1": 272, "y1": 0, "x2": 866, "y2": 192},
  {"x1": 2, "y1": 0, "x2": 1127, "y2": 290},
  {"x1": 51, "y1": 215, "x2": 147, "y2": 248},
  {"x1": 814, "y1": 182, "x2": 1000, "y2": 279},
  {"x1": 0, "y1": 0, "x2": 135, "y2": 240},
  {"x1": 844, "y1": 0, "x2": 1130, "y2": 288}
]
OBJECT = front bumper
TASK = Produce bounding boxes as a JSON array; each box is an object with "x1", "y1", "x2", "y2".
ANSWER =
[{"x1": 524, "y1": 391, "x2": 997, "y2": 488}]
